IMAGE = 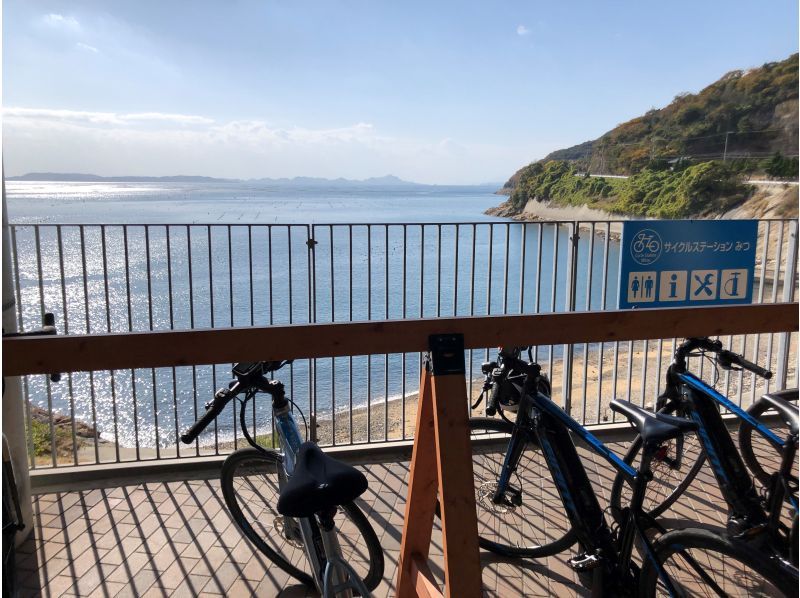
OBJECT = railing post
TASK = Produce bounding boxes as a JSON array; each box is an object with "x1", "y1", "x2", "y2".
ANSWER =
[
  {"x1": 307, "y1": 226, "x2": 318, "y2": 443},
  {"x1": 1, "y1": 172, "x2": 34, "y2": 544},
  {"x1": 775, "y1": 219, "x2": 798, "y2": 390},
  {"x1": 563, "y1": 223, "x2": 580, "y2": 415}
]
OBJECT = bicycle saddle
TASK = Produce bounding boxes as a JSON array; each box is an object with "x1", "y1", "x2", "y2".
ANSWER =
[
  {"x1": 610, "y1": 399, "x2": 698, "y2": 446},
  {"x1": 277, "y1": 442, "x2": 368, "y2": 518},
  {"x1": 759, "y1": 390, "x2": 799, "y2": 436}
]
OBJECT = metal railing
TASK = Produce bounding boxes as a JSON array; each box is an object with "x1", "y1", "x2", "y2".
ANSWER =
[{"x1": 9, "y1": 219, "x2": 798, "y2": 468}]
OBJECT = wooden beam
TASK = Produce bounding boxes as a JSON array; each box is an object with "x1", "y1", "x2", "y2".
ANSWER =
[
  {"x1": 410, "y1": 556, "x2": 443, "y2": 598},
  {"x1": 4, "y1": 303, "x2": 797, "y2": 376},
  {"x1": 396, "y1": 369, "x2": 441, "y2": 598}
]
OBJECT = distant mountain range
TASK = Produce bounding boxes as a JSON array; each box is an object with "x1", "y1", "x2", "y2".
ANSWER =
[{"x1": 7, "y1": 172, "x2": 425, "y2": 186}]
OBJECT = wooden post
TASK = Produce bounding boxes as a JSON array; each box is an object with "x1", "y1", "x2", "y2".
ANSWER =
[{"x1": 396, "y1": 334, "x2": 482, "y2": 598}]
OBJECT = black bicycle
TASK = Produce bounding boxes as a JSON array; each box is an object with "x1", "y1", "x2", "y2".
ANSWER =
[
  {"x1": 607, "y1": 339, "x2": 797, "y2": 520},
  {"x1": 609, "y1": 338, "x2": 798, "y2": 564},
  {"x1": 462, "y1": 347, "x2": 797, "y2": 595},
  {"x1": 182, "y1": 361, "x2": 384, "y2": 596}
]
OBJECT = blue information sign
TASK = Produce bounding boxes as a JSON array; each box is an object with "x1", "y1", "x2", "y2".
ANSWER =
[{"x1": 618, "y1": 220, "x2": 758, "y2": 309}]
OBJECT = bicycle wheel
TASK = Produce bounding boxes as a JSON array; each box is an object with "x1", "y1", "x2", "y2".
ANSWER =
[
  {"x1": 460, "y1": 417, "x2": 576, "y2": 558},
  {"x1": 739, "y1": 392, "x2": 798, "y2": 488},
  {"x1": 639, "y1": 527, "x2": 797, "y2": 597},
  {"x1": 609, "y1": 401, "x2": 705, "y2": 520},
  {"x1": 220, "y1": 447, "x2": 384, "y2": 592}
]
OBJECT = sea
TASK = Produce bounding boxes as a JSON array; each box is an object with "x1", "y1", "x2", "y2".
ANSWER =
[{"x1": 6, "y1": 181, "x2": 621, "y2": 449}]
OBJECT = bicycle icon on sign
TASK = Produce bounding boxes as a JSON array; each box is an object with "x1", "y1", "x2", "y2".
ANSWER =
[{"x1": 630, "y1": 229, "x2": 663, "y2": 266}]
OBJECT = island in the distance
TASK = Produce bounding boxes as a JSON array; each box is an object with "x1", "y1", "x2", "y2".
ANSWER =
[{"x1": 7, "y1": 172, "x2": 424, "y2": 187}]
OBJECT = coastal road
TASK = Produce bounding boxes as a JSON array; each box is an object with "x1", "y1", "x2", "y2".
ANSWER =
[{"x1": 578, "y1": 173, "x2": 798, "y2": 185}]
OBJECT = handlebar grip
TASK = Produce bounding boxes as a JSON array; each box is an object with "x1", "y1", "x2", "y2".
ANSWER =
[
  {"x1": 735, "y1": 356, "x2": 772, "y2": 380},
  {"x1": 486, "y1": 381, "x2": 501, "y2": 416},
  {"x1": 180, "y1": 390, "x2": 233, "y2": 444}
]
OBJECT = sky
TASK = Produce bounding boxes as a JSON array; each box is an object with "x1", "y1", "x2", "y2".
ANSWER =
[{"x1": 2, "y1": 0, "x2": 798, "y2": 184}]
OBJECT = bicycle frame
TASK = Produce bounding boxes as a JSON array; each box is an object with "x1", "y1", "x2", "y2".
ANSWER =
[
  {"x1": 495, "y1": 388, "x2": 681, "y2": 595},
  {"x1": 671, "y1": 371, "x2": 798, "y2": 543},
  {"x1": 240, "y1": 382, "x2": 368, "y2": 597}
]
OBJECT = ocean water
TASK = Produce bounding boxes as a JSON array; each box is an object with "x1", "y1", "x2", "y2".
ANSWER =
[
  {"x1": 6, "y1": 181, "x2": 505, "y2": 224},
  {"x1": 7, "y1": 181, "x2": 621, "y2": 449}
]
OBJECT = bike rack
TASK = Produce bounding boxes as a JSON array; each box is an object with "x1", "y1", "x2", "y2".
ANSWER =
[{"x1": 396, "y1": 333, "x2": 482, "y2": 598}]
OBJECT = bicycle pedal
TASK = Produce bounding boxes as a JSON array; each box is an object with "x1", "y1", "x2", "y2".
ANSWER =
[{"x1": 568, "y1": 551, "x2": 603, "y2": 571}]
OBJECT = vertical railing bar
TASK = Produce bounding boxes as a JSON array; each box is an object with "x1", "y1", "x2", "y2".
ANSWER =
[
  {"x1": 564, "y1": 223, "x2": 579, "y2": 415},
  {"x1": 100, "y1": 226, "x2": 121, "y2": 463},
  {"x1": 740, "y1": 221, "x2": 772, "y2": 406},
  {"x1": 164, "y1": 226, "x2": 178, "y2": 460},
  {"x1": 453, "y1": 224, "x2": 460, "y2": 316},
  {"x1": 752, "y1": 221, "x2": 783, "y2": 404},
  {"x1": 518, "y1": 223, "x2": 527, "y2": 314},
  {"x1": 33, "y1": 227, "x2": 57, "y2": 467},
  {"x1": 503, "y1": 223, "x2": 510, "y2": 315},
  {"x1": 763, "y1": 222, "x2": 785, "y2": 395},
  {"x1": 122, "y1": 226, "x2": 140, "y2": 461},
  {"x1": 265, "y1": 226, "x2": 274, "y2": 439},
  {"x1": 205, "y1": 226, "x2": 219, "y2": 454},
  {"x1": 308, "y1": 225, "x2": 316, "y2": 444},
  {"x1": 384, "y1": 225, "x2": 389, "y2": 441},
  {"x1": 469, "y1": 224, "x2": 476, "y2": 409},
  {"x1": 330, "y1": 225, "x2": 336, "y2": 445},
  {"x1": 142, "y1": 226, "x2": 162, "y2": 460},
  {"x1": 419, "y1": 225, "x2": 424, "y2": 392},
  {"x1": 582, "y1": 223, "x2": 595, "y2": 423},
  {"x1": 78, "y1": 226, "x2": 100, "y2": 465},
  {"x1": 367, "y1": 225, "x2": 372, "y2": 442},
  {"x1": 548, "y1": 224, "x2": 558, "y2": 384},
  {"x1": 534, "y1": 223, "x2": 543, "y2": 362},
  {"x1": 436, "y1": 224, "x2": 442, "y2": 318},
  {"x1": 286, "y1": 226, "x2": 294, "y2": 436},
  {"x1": 596, "y1": 222, "x2": 612, "y2": 424},
  {"x1": 185, "y1": 225, "x2": 197, "y2": 457},
  {"x1": 776, "y1": 220, "x2": 798, "y2": 389},
  {"x1": 55, "y1": 226, "x2": 79, "y2": 465},
  {"x1": 348, "y1": 225, "x2": 353, "y2": 443},
  {"x1": 486, "y1": 224, "x2": 494, "y2": 367},
  {"x1": 402, "y1": 224, "x2": 407, "y2": 439}
]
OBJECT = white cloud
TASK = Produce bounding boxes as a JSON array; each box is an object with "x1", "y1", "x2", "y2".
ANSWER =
[
  {"x1": 517, "y1": 24, "x2": 530, "y2": 36},
  {"x1": 3, "y1": 106, "x2": 532, "y2": 184},
  {"x1": 4, "y1": 107, "x2": 214, "y2": 126},
  {"x1": 43, "y1": 13, "x2": 80, "y2": 31},
  {"x1": 76, "y1": 42, "x2": 99, "y2": 53}
]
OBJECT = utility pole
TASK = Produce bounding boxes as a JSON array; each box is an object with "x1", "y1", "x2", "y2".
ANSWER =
[{"x1": 723, "y1": 131, "x2": 733, "y2": 162}]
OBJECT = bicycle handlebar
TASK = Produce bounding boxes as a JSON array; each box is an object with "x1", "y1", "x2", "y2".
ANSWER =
[
  {"x1": 675, "y1": 337, "x2": 772, "y2": 380},
  {"x1": 180, "y1": 383, "x2": 241, "y2": 444},
  {"x1": 180, "y1": 361, "x2": 292, "y2": 444}
]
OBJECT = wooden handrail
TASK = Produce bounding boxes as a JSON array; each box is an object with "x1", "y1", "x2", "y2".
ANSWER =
[{"x1": 3, "y1": 303, "x2": 797, "y2": 376}]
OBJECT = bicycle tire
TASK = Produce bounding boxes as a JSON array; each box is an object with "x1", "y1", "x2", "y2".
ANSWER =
[
  {"x1": 638, "y1": 527, "x2": 798, "y2": 596},
  {"x1": 609, "y1": 401, "x2": 705, "y2": 520},
  {"x1": 220, "y1": 447, "x2": 384, "y2": 592},
  {"x1": 739, "y1": 394, "x2": 798, "y2": 488},
  {"x1": 451, "y1": 417, "x2": 577, "y2": 558}
]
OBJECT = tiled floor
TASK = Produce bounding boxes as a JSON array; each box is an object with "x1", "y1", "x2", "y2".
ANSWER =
[{"x1": 12, "y1": 438, "x2": 775, "y2": 597}]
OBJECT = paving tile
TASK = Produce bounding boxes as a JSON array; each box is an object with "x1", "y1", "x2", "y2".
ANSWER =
[{"x1": 24, "y1": 437, "x2": 785, "y2": 597}]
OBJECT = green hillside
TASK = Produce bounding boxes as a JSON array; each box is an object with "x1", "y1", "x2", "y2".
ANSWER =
[{"x1": 500, "y1": 54, "x2": 799, "y2": 218}]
